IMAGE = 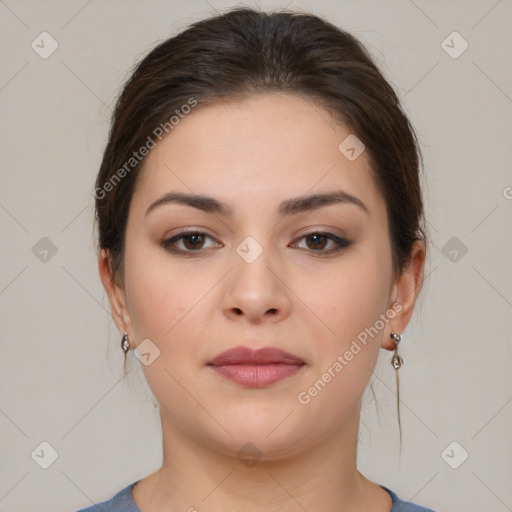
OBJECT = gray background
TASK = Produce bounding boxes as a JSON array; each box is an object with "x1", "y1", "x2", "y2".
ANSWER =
[{"x1": 1, "y1": 1, "x2": 511, "y2": 511}]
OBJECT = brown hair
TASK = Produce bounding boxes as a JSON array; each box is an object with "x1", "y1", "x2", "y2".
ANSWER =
[
  {"x1": 95, "y1": 6, "x2": 427, "y2": 286},
  {"x1": 95, "y1": 7, "x2": 428, "y2": 444}
]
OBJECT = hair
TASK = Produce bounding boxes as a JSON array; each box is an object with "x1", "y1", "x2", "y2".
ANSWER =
[{"x1": 94, "y1": 6, "x2": 428, "y2": 447}]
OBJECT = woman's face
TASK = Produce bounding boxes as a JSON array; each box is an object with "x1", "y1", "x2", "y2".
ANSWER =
[{"x1": 107, "y1": 92, "x2": 403, "y2": 458}]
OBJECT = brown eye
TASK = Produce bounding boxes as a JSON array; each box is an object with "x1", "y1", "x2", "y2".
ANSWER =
[
  {"x1": 305, "y1": 233, "x2": 329, "y2": 250},
  {"x1": 162, "y1": 231, "x2": 221, "y2": 254},
  {"x1": 292, "y1": 232, "x2": 352, "y2": 254},
  {"x1": 182, "y1": 233, "x2": 206, "y2": 250}
]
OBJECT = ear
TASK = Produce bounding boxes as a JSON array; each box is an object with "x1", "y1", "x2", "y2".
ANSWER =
[
  {"x1": 98, "y1": 249, "x2": 133, "y2": 338},
  {"x1": 382, "y1": 240, "x2": 426, "y2": 350}
]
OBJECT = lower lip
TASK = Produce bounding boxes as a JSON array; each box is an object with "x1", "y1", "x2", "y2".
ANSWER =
[{"x1": 209, "y1": 363, "x2": 304, "y2": 387}]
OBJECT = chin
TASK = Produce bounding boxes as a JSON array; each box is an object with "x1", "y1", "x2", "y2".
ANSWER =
[
  {"x1": 210, "y1": 413, "x2": 312, "y2": 460},
  {"x1": 216, "y1": 434, "x2": 308, "y2": 464}
]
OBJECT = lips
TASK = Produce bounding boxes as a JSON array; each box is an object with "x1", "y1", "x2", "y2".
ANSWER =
[
  {"x1": 208, "y1": 346, "x2": 305, "y2": 366},
  {"x1": 207, "y1": 346, "x2": 305, "y2": 387}
]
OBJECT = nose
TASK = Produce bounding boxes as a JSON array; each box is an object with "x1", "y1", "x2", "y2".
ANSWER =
[{"x1": 222, "y1": 243, "x2": 292, "y2": 324}]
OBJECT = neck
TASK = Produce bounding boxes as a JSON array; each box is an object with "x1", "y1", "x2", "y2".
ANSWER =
[{"x1": 133, "y1": 401, "x2": 389, "y2": 512}]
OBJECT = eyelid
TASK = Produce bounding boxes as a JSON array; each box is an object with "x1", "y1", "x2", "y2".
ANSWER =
[
  {"x1": 290, "y1": 230, "x2": 352, "y2": 253},
  {"x1": 293, "y1": 226, "x2": 349, "y2": 239},
  {"x1": 162, "y1": 229, "x2": 221, "y2": 251},
  {"x1": 161, "y1": 228, "x2": 352, "y2": 256}
]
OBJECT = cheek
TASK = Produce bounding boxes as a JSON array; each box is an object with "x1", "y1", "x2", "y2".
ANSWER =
[
  {"x1": 123, "y1": 236, "x2": 202, "y2": 342},
  {"x1": 303, "y1": 244, "x2": 391, "y2": 342},
  {"x1": 296, "y1": 241, "x2": 392, "y2": 397},
  {"x1": 122, "y1": 238, "x2": 211, "y2": 417}
]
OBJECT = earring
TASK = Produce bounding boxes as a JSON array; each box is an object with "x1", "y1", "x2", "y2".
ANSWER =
[
  {"x1": 390, "y1": 331, "x2": 403, "y2": 369},
  {"x1": 121, "y1": 332, "x2": 130, "y2": 353}
]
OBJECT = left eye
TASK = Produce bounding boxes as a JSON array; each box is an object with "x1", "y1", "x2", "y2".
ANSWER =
[{"x1": 292, "y1": 232, "x2": 351, "y2": 253}]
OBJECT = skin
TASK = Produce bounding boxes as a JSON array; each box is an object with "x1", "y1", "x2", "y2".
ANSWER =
[{"x1": 99, "y1": 92, "x2": 425, "y2": 512}]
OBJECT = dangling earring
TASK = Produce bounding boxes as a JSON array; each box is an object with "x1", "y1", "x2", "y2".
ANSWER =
[
  {"x1": 390, "y1": 331, "x2": 403, "y2": 369},
  {"x1": 390, "y1": 331, "x2": 403, "y2": 449},
  {"x1": 121, "y1": 332, "x2": 130, "y2": 353}
]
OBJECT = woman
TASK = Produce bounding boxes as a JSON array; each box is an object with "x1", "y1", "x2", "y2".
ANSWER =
[{"x1": 78, "y1": 6, "x2": 434, "y2": 512}]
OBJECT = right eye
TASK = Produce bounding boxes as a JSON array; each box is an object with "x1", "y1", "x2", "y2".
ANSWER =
[{"x1": 162, "y1": 231, "x2": 222, "y2": 255}]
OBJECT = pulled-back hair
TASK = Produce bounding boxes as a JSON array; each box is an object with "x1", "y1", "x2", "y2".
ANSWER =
[{"x1": 94, "y1": 7, "x2": 427, "y2": 287}]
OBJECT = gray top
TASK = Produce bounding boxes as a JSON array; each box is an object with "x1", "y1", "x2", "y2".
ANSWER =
[{"x1": 75, "y1": 480, "x2": 437, "y2": 511}]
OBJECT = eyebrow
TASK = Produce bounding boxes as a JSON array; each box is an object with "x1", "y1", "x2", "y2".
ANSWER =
[{"x1": 145, "y1": 189, "x2": 370, "y2": 218}]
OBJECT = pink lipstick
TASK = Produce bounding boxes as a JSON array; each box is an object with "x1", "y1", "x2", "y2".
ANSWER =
[{"x1": 207, "y1": 346, "x2": 305, "y2": 387}]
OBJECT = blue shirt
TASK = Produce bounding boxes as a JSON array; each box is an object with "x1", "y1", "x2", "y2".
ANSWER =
[{"x1": 75, "y1": 480, "x2": 436, "y2": 511}]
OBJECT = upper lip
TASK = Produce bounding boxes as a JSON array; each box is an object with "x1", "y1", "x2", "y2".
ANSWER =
[{"x1": 208, "y1": 346, "x2": 305, "y2": 366}]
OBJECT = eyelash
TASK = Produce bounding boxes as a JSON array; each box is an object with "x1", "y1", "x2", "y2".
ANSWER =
[{"x1": 161, "y1": 230, "x2": 352, "y2": 256}]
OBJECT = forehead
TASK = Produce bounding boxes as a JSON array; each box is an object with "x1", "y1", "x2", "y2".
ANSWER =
[{"x1": 133, "y1": 92, "x2": 385, "y2": 217}]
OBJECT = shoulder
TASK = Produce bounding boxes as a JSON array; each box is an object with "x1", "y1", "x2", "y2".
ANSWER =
[
  {"x1": 73, "y1": 481, "x2": 140, "y2": 512},
  {"x1": 381, "y1": 485, "x2": 437, "y2": 512}
]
